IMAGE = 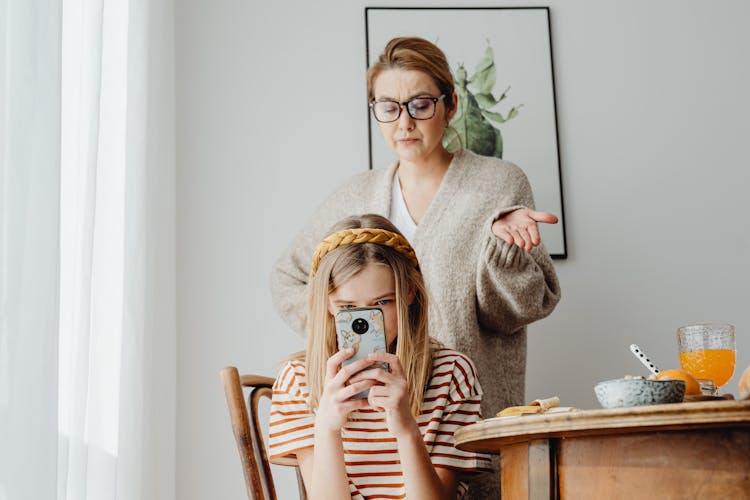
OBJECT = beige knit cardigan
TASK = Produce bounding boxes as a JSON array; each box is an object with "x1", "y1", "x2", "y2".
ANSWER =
[{"x1": 269, "y1": 148, "x2": 561, "y2": 417}]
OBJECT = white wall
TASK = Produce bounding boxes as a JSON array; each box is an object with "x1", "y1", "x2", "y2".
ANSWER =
[{"x1": 175, "y1": 1, "x2": 750, "y2": 498}]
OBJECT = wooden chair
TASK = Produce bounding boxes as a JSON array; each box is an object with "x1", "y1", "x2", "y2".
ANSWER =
[{"x1": 220, "y1": 366, "x2": 307, "y2": 500}]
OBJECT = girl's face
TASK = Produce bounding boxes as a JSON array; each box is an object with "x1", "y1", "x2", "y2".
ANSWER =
[
  {"x1": 327, "y1": 263, "x2": 400, "y2": 348},
  {"x1": 371, "y1": 68, "x2": 456, "y2": 165}
]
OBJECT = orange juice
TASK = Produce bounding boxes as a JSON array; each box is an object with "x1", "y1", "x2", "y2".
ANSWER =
[{"x1": 679, "y1": 349, "x2": 736, "y2": 387}]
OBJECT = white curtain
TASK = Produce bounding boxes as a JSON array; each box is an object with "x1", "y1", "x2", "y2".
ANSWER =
[
  {"x1": 0, "y1": 1, "x2": 62, "y2": 498},
  {"x1": 58, "y1": 0, "x2": 175, "y2": 499},
  {"x1": 58, "y1": 0, "x2": 138, "y2": 498},
  {"x1": 1, "y1": 0, "x2": 175, "y2": 498}
]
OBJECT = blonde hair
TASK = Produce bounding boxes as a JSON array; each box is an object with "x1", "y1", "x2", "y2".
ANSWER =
[
  {"x1": 301, "y1": 214, "x2": 432, "y2": 416},
  {"x1": 367, "y1": 36, "x2": 456, "y2": 116}
]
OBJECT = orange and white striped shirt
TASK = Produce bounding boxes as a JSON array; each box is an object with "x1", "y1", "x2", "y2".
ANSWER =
[{"x1": 268, "y1": 347, "x2": 493, "y2": 499}]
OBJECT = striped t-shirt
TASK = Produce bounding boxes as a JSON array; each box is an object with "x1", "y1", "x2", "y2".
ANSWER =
[{"x1": 268, "y1": 347, "x2": 493, "y2": 499}]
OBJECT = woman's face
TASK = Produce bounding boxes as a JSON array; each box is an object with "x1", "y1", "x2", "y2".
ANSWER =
[
  {"x1": 327, "y1": 262, "x2": 400, "y2": 348},
  {"x1": 371, "y1": 69, "x2": 456, "y2": 165}
]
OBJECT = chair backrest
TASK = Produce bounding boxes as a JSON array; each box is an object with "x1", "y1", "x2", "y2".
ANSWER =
[{"x1": 220, "y1": 366, "x2": 307, "y2": 500}]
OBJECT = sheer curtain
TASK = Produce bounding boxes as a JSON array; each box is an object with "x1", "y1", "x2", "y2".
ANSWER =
[
  {"x1": 58, "y1": 0, "x2": 175, "y2": 499},
  {"x1": 58, "y1": 0, "x2": 137, "y2": 497},
  {"x1": 0, "y1": 1, "x2": 62, "y2": 498},
  {"x1": 1, "y1": 0, "x2": 175, "y2": 498}
]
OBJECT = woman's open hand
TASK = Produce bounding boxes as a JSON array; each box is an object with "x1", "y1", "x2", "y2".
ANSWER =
[
  {"x1": 491, "y1": 208, "x2": 558, "y2": 251},
  {"x1": 350, "y1": 352, "x2": 416, "y2": 439},
  {"x1": 316, "y1": 348, "x2": 378, "y2": 434}
]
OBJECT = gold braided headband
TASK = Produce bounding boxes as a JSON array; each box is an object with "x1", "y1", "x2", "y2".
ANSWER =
[{"x1": 311, "y1": 228, "x2": 419, "y2": 275}]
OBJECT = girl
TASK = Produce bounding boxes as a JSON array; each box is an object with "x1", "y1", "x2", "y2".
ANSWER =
[{"x1": 269, "y1": 214, "x2": 492, "y2": 500}]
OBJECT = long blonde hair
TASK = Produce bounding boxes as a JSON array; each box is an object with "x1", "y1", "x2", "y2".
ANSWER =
[{"x1": 301, "y1": 214, "x2": 432, "y2": 416}]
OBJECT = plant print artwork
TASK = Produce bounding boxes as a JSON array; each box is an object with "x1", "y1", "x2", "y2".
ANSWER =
[
  {"x1": 366, "y1": 7, "x2": 566, "y2": 256},
  {"x1": 443, "y1": 42, "x2": 521, "y2": 159}
]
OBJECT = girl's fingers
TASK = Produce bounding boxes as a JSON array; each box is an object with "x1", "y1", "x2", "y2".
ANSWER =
[
  {"x1": 368, "y1": 398, "x2": 383, "y2": 412},
  {"x1": 340, "y1": 397, "x2": 370, "y2": 413},
  {"x1": 367, "y1": 394, "x2": 401, "y2": 412},
  {"x1": 342, "y1": 379, "x2": 377, "y2": 400},
  {"x1": 367, "y1": 389, "x2": 388, "y2": 411},
  {"x1": 326, "y1": 348, "x2": 372, "y2": 384},
  {"x1": 367, "y1": 352, "x2": 404, "y2": 377},
  {"x1": 330, "y1": 356, "x2": 375, "y2": 385},
  {"x1": 349, "y1": 367, "x2": 394, "y2": 386},
  {"x1": 325, "y1": 348, "x2": 354, "y2": 378}
]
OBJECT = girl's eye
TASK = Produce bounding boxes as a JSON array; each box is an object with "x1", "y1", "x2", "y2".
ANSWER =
[
  {"x1": 339, "y1": 304, "x2": 355, "y2": 310},
  {"x1": 376, "y1": 299, "x2": 391, "y2": 306}
]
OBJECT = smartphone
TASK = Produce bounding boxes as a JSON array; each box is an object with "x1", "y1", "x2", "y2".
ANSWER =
[{"x1": 335, "y1": 307, "x2": 389, "y2": 398}]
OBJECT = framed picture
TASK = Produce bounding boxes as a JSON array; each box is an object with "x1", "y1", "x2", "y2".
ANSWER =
[{"x1": 365, "y1": 7, "x2": 567, "y2": 258}]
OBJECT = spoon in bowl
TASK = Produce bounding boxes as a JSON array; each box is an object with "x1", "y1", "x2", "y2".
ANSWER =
[{"x1": 629, "y1": 344, "x2": 661, "y2": 375}]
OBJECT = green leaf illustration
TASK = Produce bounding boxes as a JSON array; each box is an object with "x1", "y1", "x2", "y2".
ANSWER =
[
  {"x1": 468, "y1": 43, "x2": 496, "y2": 94},
  {"x1": 443, "y1": 42, "x2": 520, "y2": 159},
  {"x1": 481, "y1": 105, "x2": 522, "y2": 126},
  {"x1": 474, "y1": 92, "x2": 499, "y2": 108}
]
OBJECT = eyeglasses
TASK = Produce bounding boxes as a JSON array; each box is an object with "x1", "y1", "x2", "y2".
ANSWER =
[{"x1": 369, "y1": 94, "x2": 446, "y2": 123}]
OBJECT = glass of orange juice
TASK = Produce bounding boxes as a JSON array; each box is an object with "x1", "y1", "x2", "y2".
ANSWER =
[{"x1": 677, "y1": 323, "x2": 735, "y2": 393}]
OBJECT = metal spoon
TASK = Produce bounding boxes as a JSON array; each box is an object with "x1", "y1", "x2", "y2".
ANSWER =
[{"x1": 629, "y1": 344, "x2": 661, "y2": 375}]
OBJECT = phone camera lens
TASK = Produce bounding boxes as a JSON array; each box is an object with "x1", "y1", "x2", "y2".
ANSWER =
[{"x1": 352, "y1": 318, "x2": 369, "y2": 335}]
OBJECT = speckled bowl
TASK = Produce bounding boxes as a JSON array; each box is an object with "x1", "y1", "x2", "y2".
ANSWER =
[{"x1": 594, "y1": 378, "x2": 686, "y2": 408}]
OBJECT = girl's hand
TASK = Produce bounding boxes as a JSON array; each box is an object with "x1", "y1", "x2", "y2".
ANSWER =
[
  {"x1": 316, "y1": 348, "x2": 378, "y2": 434},
  {"x1": 491, "y1": 208, "x2": 558, "y2": 251},
  {"x1": 350, "y1": 352, "x2": 417, "y2": 439}
]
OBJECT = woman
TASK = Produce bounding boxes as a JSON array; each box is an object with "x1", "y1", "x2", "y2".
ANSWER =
[{"x1": 270, "y1": 36, "x2": 561, "y2": 496}]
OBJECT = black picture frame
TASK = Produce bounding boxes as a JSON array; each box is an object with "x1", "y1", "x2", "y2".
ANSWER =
[{"x1": 365, "y1": 7, "x2": 567, "y2": 258}]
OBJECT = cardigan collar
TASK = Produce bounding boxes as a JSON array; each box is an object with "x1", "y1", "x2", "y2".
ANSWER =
[{"x1": 379, "y1": 148, "x2": 470, "y2": 247}]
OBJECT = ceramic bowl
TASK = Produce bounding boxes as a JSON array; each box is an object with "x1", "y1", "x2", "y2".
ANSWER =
[{"x1": 594, "y1": 378, "x2": 686, "y2": 408}]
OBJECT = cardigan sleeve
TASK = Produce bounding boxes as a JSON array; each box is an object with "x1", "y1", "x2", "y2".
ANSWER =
[
  {"x1": 269, "y1": 221, "x2": 319, "y2": 336},
  {"x1": 474, "y1": 167, "x2": 561, "y2": 335},
  {"x1": 269, "y1": 170, "x2": 386, "y2": 335}
]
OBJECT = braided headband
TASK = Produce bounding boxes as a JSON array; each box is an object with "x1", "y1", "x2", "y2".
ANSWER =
[{"x1": 311, "y1": 228, "x2": 419, "y2": 275}]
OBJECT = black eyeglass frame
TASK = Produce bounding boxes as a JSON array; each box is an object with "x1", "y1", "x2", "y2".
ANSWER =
[{"x1": 369, "y1": 94, "x2": 447, "y2": 123}]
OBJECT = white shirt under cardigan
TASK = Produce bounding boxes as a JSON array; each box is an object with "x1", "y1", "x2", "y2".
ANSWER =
[{"x1": 389, "y1": 171, "x2": 418, "y2": 242}]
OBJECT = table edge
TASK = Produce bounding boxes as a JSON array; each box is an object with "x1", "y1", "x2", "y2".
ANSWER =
[{"x1": 456, "y1": 400, "x2": 750, "y2": 452}]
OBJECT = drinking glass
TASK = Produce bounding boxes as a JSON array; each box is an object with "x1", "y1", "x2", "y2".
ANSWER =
[{"x1": 676, "y1": 323, "x2": 736, "y2": 392}]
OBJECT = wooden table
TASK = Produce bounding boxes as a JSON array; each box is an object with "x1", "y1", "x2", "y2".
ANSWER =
[{"x1": 455, "y1": 400, "x2": 750, "y2": 499}]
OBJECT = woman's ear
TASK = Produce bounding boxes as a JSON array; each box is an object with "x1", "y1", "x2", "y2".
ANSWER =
[{"x1": 446, "y1": 92, "x2": 458, "y2": 122}]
